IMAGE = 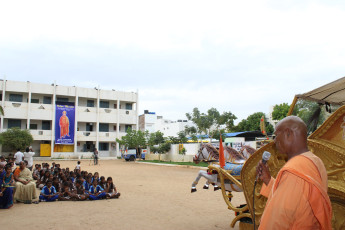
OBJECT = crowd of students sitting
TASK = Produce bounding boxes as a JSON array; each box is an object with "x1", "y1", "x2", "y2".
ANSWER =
[
  {"x1": 0, "y1": 157, "x2": 120, "y2": 208},
  {"x1": 35, "y1": 161, "x2": 121, "y2": 202}
]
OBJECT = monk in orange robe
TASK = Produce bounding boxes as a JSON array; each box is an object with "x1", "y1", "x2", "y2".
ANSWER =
[
  {"x1": 59, "y1": 111, "x2": 70, "y2": 138},
  {"x1": 257, "y1": 116, "x2": 332, "y2": 230}
]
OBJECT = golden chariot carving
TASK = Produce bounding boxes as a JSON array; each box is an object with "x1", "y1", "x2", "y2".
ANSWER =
[{"x1": 214, "y1": 77, "x2": 345, "y2": 229}]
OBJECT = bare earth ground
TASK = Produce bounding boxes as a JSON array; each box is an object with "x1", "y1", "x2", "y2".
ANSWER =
[{"x1": 0, "y1": 160, "x2": 245, "y2": 230}]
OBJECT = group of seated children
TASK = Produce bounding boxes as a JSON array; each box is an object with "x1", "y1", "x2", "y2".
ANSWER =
[{"x1": 33, "y1": 161, "x2": 121, "y2": 202}]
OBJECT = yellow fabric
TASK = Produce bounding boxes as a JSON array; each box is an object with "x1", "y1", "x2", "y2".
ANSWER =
[
  {"x1": 14, "y1": 168, "x2": 37, "y2": 202},
  {"x1": 40, "y1": 144, "x2": 51, "y2": 157},
  {"x1": 54, "y1": 145, "x2": 74, "y2": 152},
  {"x1": 259, "y1": 151, "x2": 332, "y2": 230}
]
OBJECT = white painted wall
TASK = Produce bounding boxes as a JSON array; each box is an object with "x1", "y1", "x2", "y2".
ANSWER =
[{"x1": 0, "y1": 80, "x2": 138, "y2": 157}]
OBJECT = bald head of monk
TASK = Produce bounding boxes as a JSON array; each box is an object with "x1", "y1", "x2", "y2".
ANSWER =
[{"x1": 274, "y1": 116, "x2": 309, "y2": 160}]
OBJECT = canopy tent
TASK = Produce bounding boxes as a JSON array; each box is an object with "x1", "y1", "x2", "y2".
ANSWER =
[
  {"x1": 288, "y1": 77, "x2": 345, "y2": 116},
  {"x1": 296, "y1": 77, "x2": 345, "y2": 105}
]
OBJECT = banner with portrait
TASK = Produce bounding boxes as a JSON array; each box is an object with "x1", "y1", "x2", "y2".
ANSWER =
[{"x1": 55, "y1": 102, "x2": 75, "y2": 145}]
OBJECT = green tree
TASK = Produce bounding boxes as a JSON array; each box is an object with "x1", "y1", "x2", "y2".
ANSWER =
[
  {"x1": 177, "y1": 131, "x2": 188, "y2": 143},
  {"x1": 167, "y1": 136, "x2": 180, "y2": 144},
  {"x1": 184, "y1": 126, "x2": 197, "y2": 135},
  {"x1": 210, "y1": 129, "x2": 226, "y2": 141},
  {"x1": 292, "y1": 100, "x2": 327, "y2": 133},
  {"x1": 186, "y1": 107, "x2": 237, "y2": 137},
  {"x1": 219, "y1": 111, "x2": 237, "y2": 132},
  {"x1": 233, "y1": 112, "x2": 274, "y2": 133},
  {"x1": 157, "y1": 142, "x2": 171, "y2": 153},
  {"x1": 147, "y1": 131, "x2": 165, "y2": 147},
  {"x1": 116, "y1": 128, "x2": 146, "y2": 154},
  {"x1": 272, "y1": 103, "x2": 290, "y2": 120},
  {"x1": 0, "y1": 128, "x2": 33, "y2": 151}
]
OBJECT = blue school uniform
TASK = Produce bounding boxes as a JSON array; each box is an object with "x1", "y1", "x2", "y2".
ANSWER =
[
  {"x1": 83, "y1": 181, "x2": 91, "y2": 193},
  {"x1": 39, "y1": 185, "x2": 59, "y2": 202},
  {"x1": 89, "y1": 185, "x2": 106, "y2": 200}
]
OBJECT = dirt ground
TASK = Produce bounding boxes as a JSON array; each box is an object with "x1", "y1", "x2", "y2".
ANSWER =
[{"x1": 0, "y1": 159, "x2": 246, "y2": 230}]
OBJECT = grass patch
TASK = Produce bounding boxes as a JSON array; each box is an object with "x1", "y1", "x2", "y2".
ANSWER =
[{"x1": 141, "y1": 160, "x2": 209, "y2": 167}]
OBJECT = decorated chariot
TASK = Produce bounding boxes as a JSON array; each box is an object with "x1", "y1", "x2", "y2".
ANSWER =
[{"x1": 197, "y1": 78, "x2": 345, "y2": 229}]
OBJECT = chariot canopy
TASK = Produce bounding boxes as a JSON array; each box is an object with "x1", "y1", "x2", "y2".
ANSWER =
[
  {"x1": 296, "y1": 76, "x2": 345, "y2": 105},
  {"x1": 288, "y1": 76, "x2": 345, "y2": 115}
]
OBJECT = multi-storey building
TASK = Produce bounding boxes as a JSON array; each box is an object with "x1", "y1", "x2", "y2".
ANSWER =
[
  {"x1": 0, "y1": 80, "x2": 138, "y2": 158},
  {"x1": 139, "y1": 110, "x2": 195, "y2": 137}
]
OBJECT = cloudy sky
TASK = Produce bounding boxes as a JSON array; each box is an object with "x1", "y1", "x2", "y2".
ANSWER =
[{"x1": 0, "y1": 0, "x2": 344, "y2": 123}]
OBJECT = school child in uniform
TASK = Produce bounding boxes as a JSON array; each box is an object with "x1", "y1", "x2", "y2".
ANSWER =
[
  {"x1": 52, "y1": 176, "x2": 61, "y2": 193},
  {"x1": 58, "y1": 181, "x2": 76, "y2": 201},
  {"x1": 37, "y1": 170, "x2": 50, "y2": 189},
  {"x1": 105, "y1": 177, "x2": 121, "y2": 199},
  {"x1": 92, "y1": 172, "x2": 100, "y2": 183},
  {"x1": 83, "y1": 175, "x2": 92, "y2": 193},
  {"x1": 39, "y1": 180, "x2": 59, "y2": 202},
  {"x1": 89, "y1": 179, "x2": 106, "y2": 200},
  {"x1": 50, "y1": 162, "x2": 56, "y2": 171},
  {"x1": 69, "y1": 171, "x2": 76, "y2": 183},
  {"x1": 99, "y1": 176, "x2": 107, "y2": 190},
  {"x1": 32, "y1": 164, "x2": 41, "y2": 180},
  {"x1": 74, "y1": 179, "x2": 88, "y2": 201}
]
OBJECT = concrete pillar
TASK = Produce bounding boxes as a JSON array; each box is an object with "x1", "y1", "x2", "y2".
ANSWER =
[
  {"x1": 27, "y1": 81, "x2": 31, "y2": 129},
  {"x1": 116, "y1": 99, "x2": 120, "y2": 156},
  {"x1": 50, "y1": 81, "x2": 56, "y2": 157},
  {"x1": 74, "y1": 87, "x2": 78, "y2": 155},
  {"x1": 96, "y1": 86, "x2": 100, "y2": 151}
]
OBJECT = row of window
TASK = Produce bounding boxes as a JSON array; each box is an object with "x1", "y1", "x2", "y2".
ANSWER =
[
  {"x1": 2, "y1": 94, "x2": 133, "y2": 110},
  {"x1": 8, "y1": 120, "x2": 51, "y2": 130},
  {"x1": 8, "y1": 120, "x2": 132, "y2": 132},
  {"x1": 82, "y1": 142, "x2": 109, "y2": 151}
]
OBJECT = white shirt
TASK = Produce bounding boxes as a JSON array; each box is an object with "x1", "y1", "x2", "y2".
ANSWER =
[
  {"x1": 14, "y1": 151, "x2": 24, "y2": 164},
  {"x1": 24, "y1": 151, "x2": 35, "y2": 167}
]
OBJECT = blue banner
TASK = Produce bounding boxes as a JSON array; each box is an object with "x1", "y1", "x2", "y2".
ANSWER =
[{"x1": 55, "y1": 102, "x2": 75, "y2": 145}]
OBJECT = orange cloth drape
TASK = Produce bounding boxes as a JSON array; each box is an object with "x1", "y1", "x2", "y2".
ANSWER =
[
  {"x1": 59, "y1": 115, "x2": 70, "y2": 138},
  {"x1": 259, "y1": 151, "x2": 332, "y2": 230}
]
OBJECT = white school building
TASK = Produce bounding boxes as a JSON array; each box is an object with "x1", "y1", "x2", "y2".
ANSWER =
[{"x1": 0, "y1": 79, "x2": 138, "y2": 158}]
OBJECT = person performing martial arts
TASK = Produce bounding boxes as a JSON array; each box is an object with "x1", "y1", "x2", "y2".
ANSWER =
[{"x1": 256, "y1": 116, "x2": 332, "y2": 230}]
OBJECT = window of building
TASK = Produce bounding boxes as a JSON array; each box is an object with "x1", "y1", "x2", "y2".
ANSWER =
[
  {"x1": 114, "y1": 104, "x2": 117, "y2": 109},
  {"x1": 86, "y1": 123, "x2": 93, "y2": 131},
  {"x1": 100, "y1": 101, "x2": 109, "y2": 108},
  {"x1": 0, "y1": 94, "x2": 2, "y2": 100},
  {"x1": 42, "y1": 121, "x2": 51, "y2": 130},
  {"x1": 43, "y1": 96, "x2": 52, "y2": 104},
  {"x1": 8, "y1": 119, "x2": 21, "y2": 129},
  {"x1": 87, "y1": 100, "x2": 94, "y2": 107},
  {"x1": 99, "y1": 123, "x2": 109, "y2": 132},
  {"x1": 98, "y1": 142, "x2": 109, "y2": 151},
  {"x1": 30, "y1": 124, "x2": 38, "y2": 130},
  {"x1": 31, "y1": 98, "x2": 39, "y2": 103},
  {"x1": 125, "y1": 125, "x2": 132, "y2": 132},
  {"x1": 57, "y1": 97, "x2": 69, "y2": 102},
  {"x1": 9, "y1": 94, "x2": 23, "y2": 102},
  {"x1": 126, "y1": 103, "x2": 132, "y2": 110},
  {"x1": 113, "y1": 125, "x2": 117, "y2": 131}
]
